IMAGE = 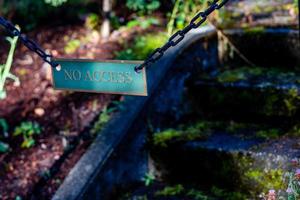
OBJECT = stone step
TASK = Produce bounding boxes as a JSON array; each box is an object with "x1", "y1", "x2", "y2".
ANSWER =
[
  {"x1": 186, "y1": 67, "x2": 300, "y2": 123},
  {"x1": 150, "y1": 120, "x2": 300, "y2": 198},
  {"x1": 217, "y1": 0, "x2": 298, "y2": 29},
  {"x1": 117, "y1": 183, "x2": 226, "y2": 200},
  {"x1": 219, "y1": 28, "x2": 300, "y2": 69}
]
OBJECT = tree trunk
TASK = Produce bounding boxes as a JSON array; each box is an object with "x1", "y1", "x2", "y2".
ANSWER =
[{"x1": 101, "y1": 0, "x2": 112, "y2": 40}]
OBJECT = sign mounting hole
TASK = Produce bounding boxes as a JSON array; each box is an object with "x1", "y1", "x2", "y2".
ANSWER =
[{"x1": 56, "y1": 64, "x2": 62, "y2": 71}]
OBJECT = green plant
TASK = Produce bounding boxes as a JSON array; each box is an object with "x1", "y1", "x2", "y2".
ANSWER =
[
  {"x1": 211, "y1": 186, "x2": 248, "y2": 200},
  {"x1": 126, "y1": 17, "x2": 160, "y2": 29},
  {"x1": 85, "y1": 13, "x2": 101, "y2": 30},
  {"x1": 126, "y1": 0, "x2": 160, "y2": 15},
  {"x1": 0, "y1": 31, "x2": 20, "y2": 99},
  {"x1": 142, "y1": 172, "x2": 155, "y2": 186},
  {"x1": 64, "y1": 39, "x2": 81, "y2": 54},
  {"x1": 0, "y1": 118, "x2": 9, "y2": 153},
  {"x1": 0, "y1": 118, "x2": 9, "y2": 138},
  {"x1": 153, "y1": 121, "x2": 212, "y2": 147},
  {"x1": 116, "y1": 32, "x2": 167, "y2": 60},
  {"x1": 44, "y1": 0, "x2": 68, "y2": 7},
  {"x1": 91, "y1": 106, "x2": 113, "y2": 135},
  {"x1": 0, "y1": 141, "x2": 9, "y2": 153},
  {"x1": 14, "y1": 121, "x2": 42, "y2": 148},
  {"x1": 256, "y1": 129, "x2": 281, "y2": 139},
  {"x1": 155, "y1": 184, "x2": 184, "y2": 197},
  {"x1": 187, "y1": 189, "x2": 210, "y2": 200},
  {"x1": 15, "y1": 196, "x2": 22, "y2": 200},
  {"x1": 284, "y1": 88, "x2": 300, "y2": 116},
  {"x1": 167, "y1": 0, "x2": 207, "y2": 36}
]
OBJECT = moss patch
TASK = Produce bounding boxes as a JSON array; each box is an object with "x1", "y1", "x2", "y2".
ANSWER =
[
  {"x1": 155, "y1": 184, "x2": 184, "y2": 197},
  {"x1": 153, "y1": 120, "x2": 285, "y2": 148},
  {"x1": 153, "y1": 121, "x2": 214, "y2": 147}
]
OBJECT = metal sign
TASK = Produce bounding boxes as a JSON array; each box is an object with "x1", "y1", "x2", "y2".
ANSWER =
[{"x1": 51, "y1": 59, "x2": 147, "y2": 96}]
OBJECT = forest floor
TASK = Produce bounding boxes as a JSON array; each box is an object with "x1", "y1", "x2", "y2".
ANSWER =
[{"x1": 0, "y1": 23, "x2": 144, "y2": 199}]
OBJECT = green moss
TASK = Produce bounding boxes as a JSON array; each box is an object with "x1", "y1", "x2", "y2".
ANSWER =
[
  {"x1": 255, "y1": 129, "x2": 281, "y2": 139},
  {"x1": 91, "y1": 107, "x2": 111, "y2": 135},
  {"x1": 187, "y1": 189, "x2": 211, "y2": 200},
  {"x1": 288, "y1": 124, "x2": 300, "y2": 136},
  {"x1": 263, "y1": 87, "x2": 300, "y2": 117},
  {"x1": 211, "y1": 186, "x2": 248, "y2": 200},
  {"x1": 153, "y1": 129, "x2": 182, "y2": 147},
  {"x1": 226, "y1": 122, "x2": 250, "y2": 133},
  {"x1": 216, "y1": 67, "x2": 264, "y2": 83},
  {"x1": 153, "y1": 121, "x2": 213, "y2": 147},
  {"x1": 283, "y1": 88, "x2": 300, "y2": 116},
  {"x1": 155, "y1": 184, "x2": 184, "y2": 197},
  {"x1": 153, "y1": 119, "x2": 286, "y2": 146},
  {"x1": 243, "y1": 27, "x2": 266, "y2": 35},
  {"x1": 244, "y1": 169, "x2": 285, "y2": 192},
  {"x1": 116, "y1": 32, "x2": 168, "y2": 60}
]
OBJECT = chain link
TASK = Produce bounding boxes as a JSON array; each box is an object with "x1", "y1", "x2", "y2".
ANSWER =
[
  {"x1": 0, "y1": 16, "x2": 57, "y2": 67},
  {"x1": 0, "y1": 0, "x2": 229, "y2": 71},
  {"x1": 134, "y1": 0, "x2": 230, "y2": 72}
]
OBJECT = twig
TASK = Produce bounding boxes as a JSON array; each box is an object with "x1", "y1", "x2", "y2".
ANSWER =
[{"x1": 217, "y1": 29, "x2": 257, "y2": 67}]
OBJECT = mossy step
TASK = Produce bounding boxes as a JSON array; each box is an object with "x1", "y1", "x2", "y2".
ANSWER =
[
  {"x1": 150, "y1": 120, "x2": 300, "y2": 198},
  {"x1": 118, "y1": 183, "x2": 245, "y2": 200},
  {"x1": 216, "y1": 0, "x2": 298, "y2": 29},
  {"x1": 187, "y1": 67, "x2": 300, "y2": 122},
  {"x1": 219, "y1": 28, "x2": 300, "y2": 69}
]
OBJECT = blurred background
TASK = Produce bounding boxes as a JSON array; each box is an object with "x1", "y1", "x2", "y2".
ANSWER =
[{"x1": 0, "y1": 0, "x2": 299, "y2": 199}]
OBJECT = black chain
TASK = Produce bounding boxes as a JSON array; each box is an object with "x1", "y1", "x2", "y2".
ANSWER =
[
  {"x1": 0, "y1": 17, "x2": 58, "y2": 68},
  {"x1": 0, "y1": 0, "x2": 229, "y2": 71},
  {"x1": 134, "y1": 0, "x2": 230, "y2": 72}
]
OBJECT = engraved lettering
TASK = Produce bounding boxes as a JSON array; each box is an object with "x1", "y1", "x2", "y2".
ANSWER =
[{"x1": 64, "y1": 69, "x2": 73, "y2": 80}]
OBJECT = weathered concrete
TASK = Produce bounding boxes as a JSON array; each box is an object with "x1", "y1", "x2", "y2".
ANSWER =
[{"x1": 52, "y1": 26, "x2": 217, "y2": 200}]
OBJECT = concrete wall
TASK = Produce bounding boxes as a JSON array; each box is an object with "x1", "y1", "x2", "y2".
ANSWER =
[{"x1": 52, "y1": 26, "x2": 218, "y2": 200}]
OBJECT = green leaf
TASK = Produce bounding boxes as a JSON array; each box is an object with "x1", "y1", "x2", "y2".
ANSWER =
[
  {"x1": 21, "y1": 137, "x2": 35, "y2": 148},
  {"x1": 0, "y1": 90, "x2": 7, "y2": 99},
  {"x1": 0, "y1": 118, "x2": 9, "y2": 136},
  {"x1": 0, "y1": 141, "x2": 9, "y2": 153}
]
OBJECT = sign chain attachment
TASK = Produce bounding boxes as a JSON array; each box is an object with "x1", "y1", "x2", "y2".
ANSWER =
[
  {"x1": 0, "y1": 16, "x2": 58, "y2": 68},
  {"x1": 134, "y1": 0, "x2": 230, "y2": 73},
  {"x1": 0, "y1": 0, "x2": 230, "y2": 72}
]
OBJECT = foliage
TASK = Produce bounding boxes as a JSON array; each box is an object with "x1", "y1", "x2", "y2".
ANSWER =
[
  {"x1": 13, "y1": 121, "x2": 42, "y2": 148},
  {"x1": 211, "y1": 186, "x2": 248, "y2": 200},
  {"x1": 155, "y1": 184, "x2": 184, "y2": 197},
  {"x1": 126, "y1": 17, "x2": 160, "y2": 29},
  {"x1": 0, "y1": 118, "x2": 9, "y2": 137},
  {"x1": 126, "y1": 0, "x2": 160, "y2": 15},
  {"x1": 142, "y1": 172, "x2": 155, "y2": 186},
  {"x1": 0, "y1": 141, "x2": 9, "y2": 153},
  {"x1": 1, "y1": 0, "x2": 91, "y2": 30},
  {"x1": 255, "y1": 129, "x2": 281, "y2": 139},
  {"x1": 0, "y1": 33, "x2": 20, "y2": 99},
  {"x1": 167, "y1": 0, "x2": 207, "y2": 35},
  {"x1": 153, "y1": 121, "x2": 212, "y2": 147},
  {"x1": 116, "y1": 32, "x2": 167, "y2": 60},
  {"x1": 284, "y1": 88, "x2": 300, "y2": 116},
  {"x1": 64, "y1": 39, "x2": 81, "y2": 54},
  {"x1": 0, "y1": 118, "x2": 9, "y2": 153},
  {"x1": 90, "y1": 106, "x2": 113, "y2": 135},
  {"x1": 187, "y1": 189, "x2": 211, "y2": 200},
  {"x1": 216, "y1": 67, "x2": 264, "y2": 83},
  {"x1": 283, "y1": 159, "x2": 300, "y2": 200},
  {"x1": 44, "y1": 0, "x2": 68, "y2": 7},
  {"x1": 85, "y1": 13, "x2": 101, "y2": 30},
  {"x1": 244, "y1": 168, "x2": 285, "y2": 192}
]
